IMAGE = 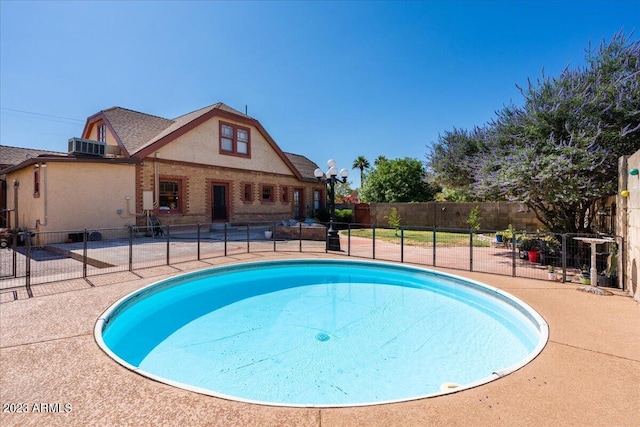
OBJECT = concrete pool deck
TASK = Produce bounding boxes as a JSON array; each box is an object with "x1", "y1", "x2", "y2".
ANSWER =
[{"x1": 1, "y1": 251, "x2": 638, "y2": 426}]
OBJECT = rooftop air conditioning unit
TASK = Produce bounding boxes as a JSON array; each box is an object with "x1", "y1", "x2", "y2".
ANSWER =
[
  {"x1": 68, "y1": 137, "x2": 106, "y2": 157},
  {"x1": 105, "y1": 144, "x2": 122, "y2": 158}
]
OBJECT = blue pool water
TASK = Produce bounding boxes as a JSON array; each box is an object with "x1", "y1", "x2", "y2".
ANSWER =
[{"x1": 96, "y1": 260, "x2": 547, "y2": 407}]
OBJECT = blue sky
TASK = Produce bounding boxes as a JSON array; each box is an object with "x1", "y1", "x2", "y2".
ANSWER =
[{"x1": 1, "y1": 1, "x2": 638, "y2": 188}]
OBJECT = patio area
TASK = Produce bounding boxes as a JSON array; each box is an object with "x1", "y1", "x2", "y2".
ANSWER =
[{"x1": 1, "y1": 251, "x2": 638, "y2": 426}]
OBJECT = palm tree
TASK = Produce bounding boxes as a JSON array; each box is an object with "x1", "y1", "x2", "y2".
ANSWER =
[
  {"x1": 374, "y1": 155, "x2": 387, "y2": 166},
  {"x1": 352, "y1": 155, "x2": 370, "y2": 187}
]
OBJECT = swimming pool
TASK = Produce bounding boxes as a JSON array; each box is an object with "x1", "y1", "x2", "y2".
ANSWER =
[{"x1": 95, "y1": 259, "x2": 548, "y2": 407}]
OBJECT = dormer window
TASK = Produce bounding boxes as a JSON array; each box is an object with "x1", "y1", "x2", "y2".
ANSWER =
[
  {"x1": 97, "y1": 124, "x2": 106, "y2": 142},
  {"x1": 220, "y1": 122, "x2": 250, "y2": 157}
]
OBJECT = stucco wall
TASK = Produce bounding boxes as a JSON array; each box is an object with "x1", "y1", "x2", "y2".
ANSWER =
[
  {"x1": 4, "y1": 166, "x2": 39, "y2": 230},
  {"x1": 368, "y1": 202, "x2": 544, "y2": 231},
  {"x1": 5, "y1": 161, "x2": 136, "y2": 234},
  {"x1": 157, "y1": 117, "x2": 293, "y2": 175},
  {"x1": 620, "y1": 150, "x2": 640, "y2": 301},
  {"x1": 86, "y1": 120, "x2": 119, "y2": 147}
]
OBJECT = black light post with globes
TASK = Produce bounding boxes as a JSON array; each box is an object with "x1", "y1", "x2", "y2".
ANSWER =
[{"x1": 314, "y1": 159, "x2": 349, "y2": 251}]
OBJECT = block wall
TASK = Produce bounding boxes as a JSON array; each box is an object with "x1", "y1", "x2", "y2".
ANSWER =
[
  {"x1": 368, "y1": 202, "x2": 544, "y2": 231},
  {"x1": 619, "y1": 150, "x2": 640, "y2": 301}
]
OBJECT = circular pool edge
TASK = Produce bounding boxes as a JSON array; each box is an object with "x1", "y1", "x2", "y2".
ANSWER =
[{"x1": 94, "y1": 259, "x2": 549, "y2": 408}]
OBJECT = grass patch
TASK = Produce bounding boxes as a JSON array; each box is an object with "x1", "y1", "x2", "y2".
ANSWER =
[{"x1": 346, "y1": 228, "x2": 490, "y2": 248}]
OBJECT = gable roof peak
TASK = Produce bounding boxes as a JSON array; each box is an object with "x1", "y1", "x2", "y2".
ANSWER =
[
  {"x1": 101, "y1": 106, "x2": 170, "y2": 121},
  {"x1": 171, "y1": 102, "x2": 253, "y2": 121}
]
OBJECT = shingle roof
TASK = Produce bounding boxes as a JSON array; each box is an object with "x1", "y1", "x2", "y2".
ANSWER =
[
  {"x1": 102, "y1": 103, "x2": 253, "y2": 155},
  {"x1": 2, "y1": 104, "x2": 315, "y2": 181},
  {"x1": 284, "y1": 152, "x2": 321, "y2": 182},
  {"x1": 101, "y1": 107, "x2": 173, "y2": 155},
  {"x1": 0, "y1": 145, "x2": 65, "y2": 169}
]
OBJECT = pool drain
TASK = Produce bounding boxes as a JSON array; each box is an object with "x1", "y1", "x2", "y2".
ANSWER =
[{"x1": 316, "y1": 332, "x2": 330, "y2": 342}]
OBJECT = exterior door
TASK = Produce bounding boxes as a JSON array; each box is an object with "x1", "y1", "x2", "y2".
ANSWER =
[{"x1": 211, "y1": 184, "x2": 228, "y2": 221}]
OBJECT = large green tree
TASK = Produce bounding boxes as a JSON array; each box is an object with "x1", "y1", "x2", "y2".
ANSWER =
[
  {"x1": 427, "y1": 31, "x2": 640, "y2": 232},
  {"x1": 427, "y1": 126, "x2": 489, "y2": 201},
  {"x1": 360, "y1": 157, "x2": 438, "y2": 202}
]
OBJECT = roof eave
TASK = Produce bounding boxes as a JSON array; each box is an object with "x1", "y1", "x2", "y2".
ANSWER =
[{"x1": 0, "y1": 156, "x2": 139, "y2": 175}]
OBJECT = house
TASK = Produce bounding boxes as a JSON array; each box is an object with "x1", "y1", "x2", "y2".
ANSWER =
[
  {"x1": 1, "y1": 145, "x2": 65, "y2": 229},
  {"x1": 0, "y1": 103, "x2": 326, "y2": 239}
]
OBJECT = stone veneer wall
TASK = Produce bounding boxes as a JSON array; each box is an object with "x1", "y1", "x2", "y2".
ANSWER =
[
  {"x1": 368, "y1": 202, "x2": 544, "y2": 231},
  {"x1": 619, "y1": 149, "x2": 640, "y2": 301}
]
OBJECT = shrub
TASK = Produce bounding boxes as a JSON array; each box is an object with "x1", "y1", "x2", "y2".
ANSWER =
[
  {"x1": 384, "y1": 207, "x2": 401, "y2": 236},
  {"x1": 466, "y1": 205, "x2": 481, "y2": 231}
]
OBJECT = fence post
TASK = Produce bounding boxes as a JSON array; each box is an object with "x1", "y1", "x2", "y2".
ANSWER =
[
  {"x1": 12, "y1": 230, "x2": 18, "y2": 278},
  {"x1": 619, "y1": 236, "x2": 624, "y2": 291},
  {"x1": 433, "y1": 227, "x2": 437, "y2": 267},
  {"x1": 325, "y1": 225, "x2": 328, "y2": 253},
  {"x1": 561, "y1": 234, "x2": 567, "y2": 282},
  {"x1": 372, "y1": 226, "x2": 376, "y2": 260},
  {"x1": 400, "y1": 227, "x2": 404, "y2": 263},
  {"x1": 298, "y1": 223, "x2": 302, "y2": 252},
  {"x1": 469, "y1": 229, "x2": 474, "y2": 272},
  {"x1": 347, "y1": 224, "x2": 351, "y2": 257},
  {"x1": 166, "y1": 225, "x2": 170, "y2": 265},
  {"x1": 197, "y1": 223, "x2": 201, "y2": 261},
  {"x1": 272, "y1": 221, "x2": 276, "y2": 252},
  {"x1": 512, "y1": 232, "x2": 517, "y2": 277},
  {"x1": 82, "y1": 229, "x2": 88, "y2": 278},
  {"x1": 246, "y1": 224, "x2": 250, "y2": 253},
  {"x1": 224, "y1": 223, "x2": 228, "y2": 257},
  {"x1": 128, "y1": 226, "x2": 133, "y2": 272},
  {"x1": 25, "y1": 231, "x2": 32, "y2": 296}
]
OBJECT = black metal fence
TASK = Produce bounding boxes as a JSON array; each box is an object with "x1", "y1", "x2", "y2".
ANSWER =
[{"x1": 0, "y1": 222, "x2": 623, "y2": 300}]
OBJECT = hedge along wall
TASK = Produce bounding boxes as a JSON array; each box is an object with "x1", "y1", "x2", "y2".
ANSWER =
[{"x1": 367, "y1": 202, "x2": 544, "y2": 231}]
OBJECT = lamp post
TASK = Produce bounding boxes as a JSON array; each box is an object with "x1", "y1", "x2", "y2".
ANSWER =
[{"x1": 314, "y1": 159, "x2": 349, "y2": 251}]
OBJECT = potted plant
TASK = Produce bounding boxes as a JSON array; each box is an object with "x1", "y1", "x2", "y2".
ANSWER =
[
  {"x1": 579, "y1": 265, "x2": 591, "y2": 285},
  {"x1": 539, "y1": 235, "x2": 561, "y2": 266},
  {"x1": 597, "y1": 243, "x2": 618, "y2": 287},
  {"x1": 501, "y1": 224, "x2": 516, "y2": 247},
  {"x1": 547, "y1": 265, "x2": 556, "y2": 281},
  {"x1": 264, "y1": 229, "x2": 273, "y2": 239},
  {"x1": 519, "y1": 237, "x2": 542, "y2": 263}
]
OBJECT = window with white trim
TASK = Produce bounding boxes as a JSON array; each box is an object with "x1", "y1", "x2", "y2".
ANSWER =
[{"x1": 97, "y1": 124, "x2": 107, "y2": 142}]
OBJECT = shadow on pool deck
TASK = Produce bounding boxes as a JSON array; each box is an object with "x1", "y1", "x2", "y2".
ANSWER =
[{"x1": 0, "y1": 251, "x2": 638, "y2": 427}]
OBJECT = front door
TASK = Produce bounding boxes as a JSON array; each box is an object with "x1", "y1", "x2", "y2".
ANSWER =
[{"x1": 212, "y1": 184, "x2": 228, "y2": 221}]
